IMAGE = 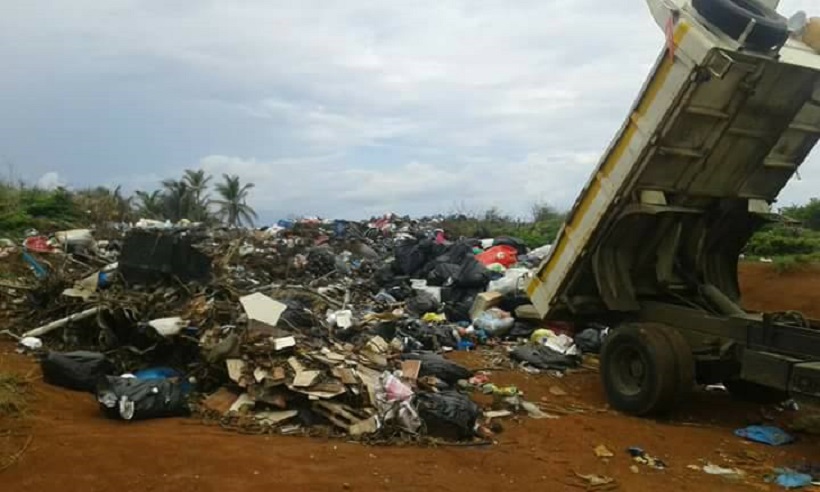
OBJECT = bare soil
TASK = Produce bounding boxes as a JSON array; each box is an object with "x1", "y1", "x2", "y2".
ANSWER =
[{"x1": 0, "y1": 262, "x2": 818, "y2": 492}]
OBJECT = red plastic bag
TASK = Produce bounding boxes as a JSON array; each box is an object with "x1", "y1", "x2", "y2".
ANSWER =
[
  {"x1": 24, "y1": 236, "x2": 55, "y2": 253},
  {"x1": 475, "y1": 245, "x2": 518, "y2": 268}
]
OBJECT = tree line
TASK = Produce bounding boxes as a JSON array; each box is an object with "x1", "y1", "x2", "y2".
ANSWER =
[
  {"x1": 87, "y1": 170, "x2": 256, "y2": 227},
  {"x1": 0, "y1": 170, "x2": 258, "y2": 233}
]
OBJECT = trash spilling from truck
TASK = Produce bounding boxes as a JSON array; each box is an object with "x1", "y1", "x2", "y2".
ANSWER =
[{"x1": 0, "y1": 216, "x2": 607, "y2": 443}]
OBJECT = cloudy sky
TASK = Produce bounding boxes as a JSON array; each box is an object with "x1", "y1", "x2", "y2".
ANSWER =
[{"x1": 1, "y1": 0, "x2": 819, "y2": 222}]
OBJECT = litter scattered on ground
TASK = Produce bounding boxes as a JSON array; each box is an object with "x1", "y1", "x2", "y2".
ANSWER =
[
  {"x1": 735, "y1": 425, "x2": 795, "y2": 446},
  {"x1": 573, "y1": 472, "x2": 616, "y2": 488},
  {"x1": 702, "y1": 463, "x2": 745, "y2": 480},
  {"x1": 628, "y1": 447, "x2": 666, "y2": 470},
  {"x1": 769, "y1": 468, "x2": 813, "y2": 489},
  {"x1": 594, "y1": 444, "x2": 614, "y2": 458}
]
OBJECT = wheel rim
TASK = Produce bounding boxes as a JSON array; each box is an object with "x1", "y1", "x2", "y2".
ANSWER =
[{"x1": 610, "y1": 345, "x2": 649, "y2": 397}]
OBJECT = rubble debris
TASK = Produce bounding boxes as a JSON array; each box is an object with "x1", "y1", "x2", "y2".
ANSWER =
[
  {"x1": 202, "y1": 388, "x2": 240, "y2": 415},
  {"x1": 3, "y1": 216, "x2": 571, "y2": 442}
]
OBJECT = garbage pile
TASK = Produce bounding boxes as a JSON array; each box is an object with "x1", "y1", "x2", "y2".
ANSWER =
[{"x1": 1, "y1": 216, "x2": 608, "y2": 443}]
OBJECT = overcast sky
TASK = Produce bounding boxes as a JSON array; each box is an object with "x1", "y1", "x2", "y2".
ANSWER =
[{"x1": 1, "y1": 0, "x2": 819, "y2": 222}]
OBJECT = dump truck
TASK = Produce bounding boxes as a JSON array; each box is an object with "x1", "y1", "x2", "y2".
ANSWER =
[{"x1": 527, "y1": 0, "x2": 820, "y2": 415}]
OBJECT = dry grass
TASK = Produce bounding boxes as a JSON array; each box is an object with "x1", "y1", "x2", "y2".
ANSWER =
[{"x1": 0, "y1": 371, "x2": 29, "y2": 418}]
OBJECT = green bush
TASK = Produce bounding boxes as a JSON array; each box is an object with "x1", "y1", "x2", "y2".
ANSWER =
[
  {"x1": 746, "y1": 226, "x2": 820, "y2": 257},
  {"x1": 440, "y1": 204, "x2": 566, "y2": 248}
]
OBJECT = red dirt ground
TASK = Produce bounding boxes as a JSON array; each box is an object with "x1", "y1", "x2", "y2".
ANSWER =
[{"x1": 1, "y1": 262, "x2": 819, "y2": 492}]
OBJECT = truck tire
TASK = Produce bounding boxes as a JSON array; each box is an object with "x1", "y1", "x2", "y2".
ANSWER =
[
  {"x1": 724, "y1": 379, "x2": 788, "y2": 404},
  {"x1": 653, "y1": 324, "x2": 695, "y2": 399},
  {"x1": 600, "y1": 323, "x2": 680, "y2": 415},
  {"x1": 692, "y1": 0, "x2": 788, "y2": 51}
]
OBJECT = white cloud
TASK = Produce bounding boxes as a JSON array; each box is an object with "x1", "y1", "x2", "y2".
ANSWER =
[{"x1": 1, "y1": 0, "x2": 820, "y2": 219}]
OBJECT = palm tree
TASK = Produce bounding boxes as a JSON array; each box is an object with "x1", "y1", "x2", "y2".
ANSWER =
[
  {"x1": 134, "y1": 190, "x2": 165, "y2": 219},
  {"x1": 161, "y1": 179, "x2": 193, "y2": 222},
  {"x1": 183, "y1": 169, "x2": 212, "y2": 221},
  {"x1": 214, "y1": 174, "x2": 257, "y2": 227}
]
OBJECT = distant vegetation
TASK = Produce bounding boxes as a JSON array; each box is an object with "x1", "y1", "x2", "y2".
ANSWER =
[
  {"x1": 0, "y1": 170, "x2": 257, "y2": 235},
  {"x1": 440, "y1": 202, "x2": 565, "y2": 248},
  {"x1": 2, "y1": 169, "x2": 820, "y2": 264},
  {"x1": 746, "y1": 199, "x2": 820, "y2": 263}
]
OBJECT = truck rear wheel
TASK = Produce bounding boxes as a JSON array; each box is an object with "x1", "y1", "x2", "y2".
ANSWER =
[
  {"x1": 601, "y1": 323, "x2": 685, "y2": 415},
  {"x1": 692, "y1": 0, "x2": 788, "y2": 51}
]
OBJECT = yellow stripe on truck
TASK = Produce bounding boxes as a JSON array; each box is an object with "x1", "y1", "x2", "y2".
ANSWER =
[{"x1": 531, "y1": 23, "x2": 690, "y2": 294}]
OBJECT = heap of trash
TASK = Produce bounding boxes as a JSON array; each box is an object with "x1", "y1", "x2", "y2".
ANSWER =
[{"x1": 0, "y1": 216, "x2": 608, "y2": 443}]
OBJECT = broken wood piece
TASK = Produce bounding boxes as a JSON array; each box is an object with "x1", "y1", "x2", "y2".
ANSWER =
[
  {"x1": 263, "y1": 366, "x2": 287, "y2": 386},
  {"x1": 240, "y1": 292, "x2": 287, "y2": 334},
  {"x1": 254, "y1": 367, "x2": 269, "y2": 383},
  {"x1": 256, "y1": 388, "x2": 289, "y2": 409},
  {"x1": 312, "y1": 401, "x2": 379, "y2": 436},
  {"x1": 401, "y1": 360, "x2": 421, "y2": 381},
  {"x1": 321, "y1": 347, "x2": 347, "y2": 362},
  {"x1": 288, "y1": 357, "x2": 305, "y2": 374},
  {"x1": 23, "y1": 307, "x2": 99, "y2": 338},
  {"x1": 229, "y1": 393, "x2": 254, "y2": 413},
  {"x1": 202, "y1": 388, "x2": 239, "y2": 415},
  {"x1": 273, "y1": 336, "x2": 296, "y2": 351},
  {"x1": 365, "y1": 336, "x2": 389, "y2": 354},
  {"x1": 255, "y1": 410, "x2": 298, "y2": 426},
  {"x1": 332, "y1": 367, "x2": 358, "y2": 385},
  {"x1": 292, "y1": 370, "x2": 320, "y2": 388},
  {"x1": 226, "y1": 359, "x2": 247, "y2": 386}
]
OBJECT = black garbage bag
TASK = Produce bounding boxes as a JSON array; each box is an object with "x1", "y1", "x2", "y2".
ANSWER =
[
  {"x1": 507, "y1": 322, "x2": 537, "y2": 340},
  {"x1": 510, "y1": 345, "x2": 580, "y2": 371},
  {"x1": 433, "y1": 241, "x2": 475, "y2": 266},
  {"x1": 575, "y1": 328, "x2": 603, "y2": 354},
  {"x1": 96, "y1": 376, "x2": 189, "y2": 421},
  {"x1": 394, "y1": 240, "x2": 433, "y2": 276},
  {"x1": 453, "y1": 257, "x2": 490, "y2": 288},
  {"x1": 278, "y1": 300, "x2": 316, "y2": 328},
  {"x1": 406, "y1": 291, "x2": 440, "y2": 315},
  {"x1": 493, "y1": 236, "x2": 528, "y2": 256},
  {"x1": 119, "y1": 230, "x2": 211, "y2": 284},
  {"x1": 443, "y1": 298, "x2": 472, "y2": 322},
  {"x1": 427, "y1": 263, "x2": 461, "y2": 286},
  {"x1": 499, "y1": 293, "x2": 531, "y2": 314},
  {"x1": 401, "y1": 353, "x2": 473, "y2": 384},
  {"x1": 416, "y1": 391, "x2": 480, "y2": 439},
  {"x1": 41, "y1": 351, "x2": 114, "y2": 393}
]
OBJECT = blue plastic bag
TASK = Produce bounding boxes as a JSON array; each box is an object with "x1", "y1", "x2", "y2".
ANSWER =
[
  {"x1": 735, "y1": 425, "x2": 794, "y2": 446},
  {"x1": 773, "y1": 468, "x2": 812, "y2": 489}
]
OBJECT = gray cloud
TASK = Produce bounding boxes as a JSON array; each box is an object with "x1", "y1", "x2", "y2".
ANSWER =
[{"x1": 1, "y1": 0, "x2": 819, "y2": 221}]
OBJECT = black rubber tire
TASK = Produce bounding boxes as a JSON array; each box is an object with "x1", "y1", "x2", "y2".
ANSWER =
[
  {"x1": 692, "y1": 0, "x2": 788, "y2": 51},
  {"x1": 724, "y1": 379, "x2": 788, "y2": 404},
  {"x1": 653, "y1": 323, "x2": 696, "y2": 404},
  {"x1": 600, "y1": 323, "x2": 680, "y2": 415}
]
